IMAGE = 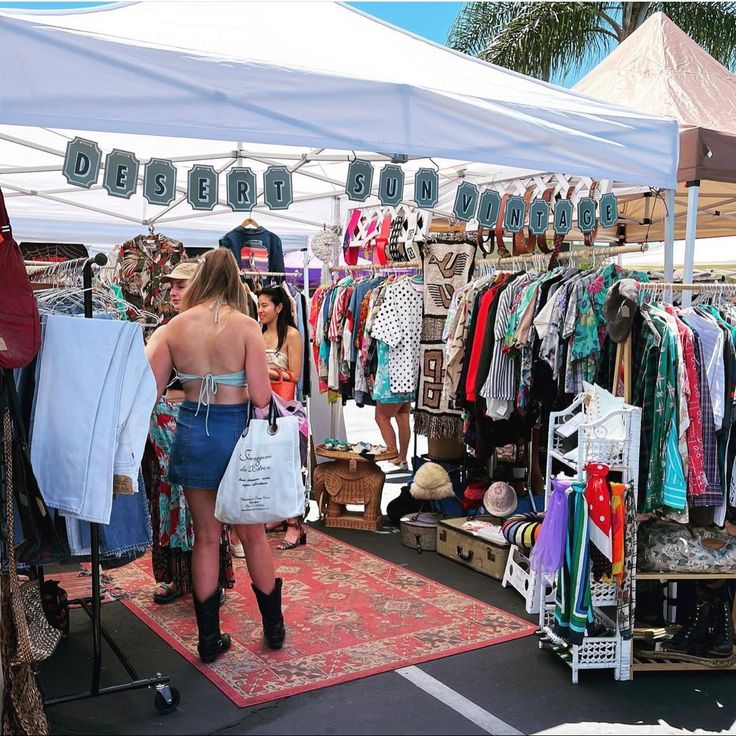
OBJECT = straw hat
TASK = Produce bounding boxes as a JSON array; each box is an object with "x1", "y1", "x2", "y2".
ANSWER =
[
  {"x1": 483, "y1": 482, "x2": 518, "y2": 518},
  {"x1": 410, "y1": 462, "x2": 454, "y2": 500},
  {"x1": 161, "y1": 260, "x2": 200, "y2": 282}
]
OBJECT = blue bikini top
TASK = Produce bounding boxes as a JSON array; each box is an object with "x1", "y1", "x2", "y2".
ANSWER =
[{"x1": 176, "y1": 370, "x2": 247, "y2": 435}]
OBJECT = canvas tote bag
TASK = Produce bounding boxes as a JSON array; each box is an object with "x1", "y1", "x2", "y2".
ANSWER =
[{"x1": 215, "y1": 400, "x2": 304, "y2": 525}]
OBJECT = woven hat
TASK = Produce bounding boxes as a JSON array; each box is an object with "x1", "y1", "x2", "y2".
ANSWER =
[
  {"x1": 483, "y1": 482, "x2": 518, "y2": 517},
  {"x1": 162, "y1": 260, "x2": 200, "y2": 282},
  {"x1": 604, "y1": 279, "x2": 639, "y2": 343},
  {"x1": 410, "y1": 462, "x2": 454, "y2": 500}
]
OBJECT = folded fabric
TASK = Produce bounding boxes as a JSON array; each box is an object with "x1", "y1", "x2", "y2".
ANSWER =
[
  {"x1": 64, "y1": 470, "x2": 153, "y2": 558},
  {"x1": 31, "y1": 315, "x2": 156, "y2": 524}
]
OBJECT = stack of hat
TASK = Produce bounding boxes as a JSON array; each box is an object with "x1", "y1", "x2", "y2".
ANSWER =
[{"x1": 409, "y1": 462, "x2": 454, "y2": 500}]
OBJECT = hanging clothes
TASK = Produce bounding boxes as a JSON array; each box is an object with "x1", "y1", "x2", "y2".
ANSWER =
[
  {"x1": 110, "y1": 233, "x2": 185, "y2": 323},
  {"x1": 554, "y1": 481, "x2": 593, "y2": 646}
]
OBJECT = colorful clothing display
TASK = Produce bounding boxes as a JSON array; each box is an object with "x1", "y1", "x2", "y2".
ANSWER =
[{"x1": 110, "y1": 233, "x2": 185, "y2": 323}]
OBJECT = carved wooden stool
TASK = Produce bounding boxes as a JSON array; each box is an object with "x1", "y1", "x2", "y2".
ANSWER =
[{"x1": 314, "y1": 446, "x2": 390, "y2": 531}]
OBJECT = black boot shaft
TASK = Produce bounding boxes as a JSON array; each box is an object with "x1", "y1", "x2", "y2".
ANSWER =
[
  {"x1": 252, "y1": 577, "x2": 286, "y2": 650},
  {"x1": 707, "y1": 600, "x2": 735, "y2": 659},
  {"x1": 193, "y1": 589, "x2": 231, "y2": 663}
]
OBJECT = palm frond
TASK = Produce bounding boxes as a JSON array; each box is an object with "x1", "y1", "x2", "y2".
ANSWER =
[
  {"x1": 447, "y1": 2, "x2": 526, "y2": 57},
  {"x1": 469, "y1": 2, "x2": 616, "y2": 81},
  {"x1": 654, "y1": 1, "x2": 736, "y2": 70}
]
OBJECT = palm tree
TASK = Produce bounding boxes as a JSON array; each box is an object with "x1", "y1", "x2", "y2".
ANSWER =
[{"x1": 447, "y1": 1, "x2": 736, "y2": 83}]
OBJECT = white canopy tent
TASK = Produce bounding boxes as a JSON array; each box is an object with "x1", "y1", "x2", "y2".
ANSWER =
[{"x1": 0, "y1": 1, "x2": 679, "y2": 252}]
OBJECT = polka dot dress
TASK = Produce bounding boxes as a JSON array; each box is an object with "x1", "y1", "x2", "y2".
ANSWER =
[{"x1": 371, "y1": 279, "x2": 424, "y2": 395}]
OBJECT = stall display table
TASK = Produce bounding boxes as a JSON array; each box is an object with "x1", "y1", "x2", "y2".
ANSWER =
[{"x1": 314, "y1": 446, "x2": 394, "y2": 531}]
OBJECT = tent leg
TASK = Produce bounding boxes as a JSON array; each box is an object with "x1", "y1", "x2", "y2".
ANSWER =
[
  {"x1": 663, "y1": 187, "x2": 676, "y2": 302},
  {"x1": 682, "y1": 181, "x2": 700, "y2": 308}
]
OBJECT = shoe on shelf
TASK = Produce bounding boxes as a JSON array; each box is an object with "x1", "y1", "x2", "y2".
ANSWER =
[{"x1": 277, "y1": 520, "x2": 307, "y2": 550}]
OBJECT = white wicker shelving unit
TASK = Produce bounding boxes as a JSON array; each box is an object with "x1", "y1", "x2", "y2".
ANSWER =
[{"x1": 534, "y1": 393, "x2": 642, "y2": 684}]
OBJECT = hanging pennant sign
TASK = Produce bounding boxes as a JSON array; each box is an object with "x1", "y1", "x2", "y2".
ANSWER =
[
  {"x1": 345, "y1": 159, "x2": 374, "y2": 202},
  {"x1": 528, "y1": 198, "x2": 549, "y2": 235},
  {"x1": 453, "y1": 182, "x2": 479, "y2": 222},
  {"x1": 577, "y1": 197, "x2": 596, "y2": 233},
  {"x1": 477, "y1": 190, "x2": 501, "y2": 229},
  {"x1": 103, "y1": 149, "x2": 138, "y2": 199},
  {"x1": 599, "y1": 193, "x2": 618, "y2": 228},
  {"x1": 414, "y1": 168, "x2": 439, "y2": 208},
  {"x1": 378, "y1": 164, "x2": 404, "y2": 206},
  {"x1": 143, "y1": 158, "x2": 177, "y2": 206},
  {"x1": 263, "y1": 166, "x2": 293, "y2": 210},
  {"x1": 553, "y1": 199, "x2": 573, "y2": 235},
  {"x1": 226, "y1": 167, "x2": 257, "y2": 212},
  {"x1": 504, "y1": 195, "x2": 526, "y2": 233},
  {"x1": 187, "y1": 165, "x2": 218, "y2": 211},
  {"x1": 63, "y1": 137, "x2": 102, "y2": 189}
]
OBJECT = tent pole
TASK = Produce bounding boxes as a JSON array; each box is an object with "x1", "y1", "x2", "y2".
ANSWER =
[
  {"x1": 663, "y1": 188, "x2": 676, "y2": 303},
  {"x1": 682, "y1": 181, "x2": 700, "y2": 308}
]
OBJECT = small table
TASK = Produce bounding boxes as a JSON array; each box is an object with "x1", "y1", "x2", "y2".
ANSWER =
[{"x1": 314, "y1": 446, "x2": 394, "y2": 531}]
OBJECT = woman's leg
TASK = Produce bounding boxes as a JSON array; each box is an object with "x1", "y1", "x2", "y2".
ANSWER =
[
  {"x1": 235, "y1": 523, "x2": 276, "y2": 594},
  {"x1": 375, "y1": 401, "x2": 400, "y2": 457},
  {"x1": 184, "y1": 488, "x2": 223, "y2": 601},
  {"x1": 396, "y1": 402, "x2": 411, "y2": 465}
]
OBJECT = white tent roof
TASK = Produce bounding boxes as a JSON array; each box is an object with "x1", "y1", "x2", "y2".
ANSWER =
[{"x1": 0, "y1": 1, "x2": 679, "y2": 249}]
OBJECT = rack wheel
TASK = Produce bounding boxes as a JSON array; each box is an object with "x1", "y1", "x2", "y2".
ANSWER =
[{"x1": 154, "y1": 686, "x2": 180, "y2": 714}]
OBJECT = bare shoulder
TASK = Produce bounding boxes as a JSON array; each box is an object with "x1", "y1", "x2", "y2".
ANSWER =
[{"x1": 286, "y1": 325, "x2": 302, "y2": 342}]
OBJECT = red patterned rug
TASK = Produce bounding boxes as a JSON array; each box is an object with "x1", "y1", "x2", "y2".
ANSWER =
[{"x1": 112, "y1": 529, "x2": 535, "y2": 708}]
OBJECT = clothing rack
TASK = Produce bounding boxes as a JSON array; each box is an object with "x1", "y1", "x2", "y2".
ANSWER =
[
  {"x1": 42, "y1": 254, "x2": 179, "y2": 714},
  {"x1": 480, "y1": 243, "x2": 649, "y2": 267}
]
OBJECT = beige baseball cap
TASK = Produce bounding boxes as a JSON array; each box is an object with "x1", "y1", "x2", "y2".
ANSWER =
[{"x1": 162, "y1": 261, "x2": 200, "y2": 282}]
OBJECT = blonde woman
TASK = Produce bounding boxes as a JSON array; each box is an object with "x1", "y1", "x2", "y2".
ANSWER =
[{"x1": 146, "y1": 248, "x2": 284, "y2": 662}]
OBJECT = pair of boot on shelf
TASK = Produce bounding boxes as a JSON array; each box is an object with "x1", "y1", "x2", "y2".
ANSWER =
[
  {"x1": 192, "y1": 579, "x2": 285, "y2": 663},
  {"x1": 662, "y1": 583, "x2": 734, "y2": 659}
]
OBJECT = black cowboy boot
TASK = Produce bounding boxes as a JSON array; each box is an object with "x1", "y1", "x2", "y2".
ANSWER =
[
  {"x1": 662, "y1": 601, "x2": 711, "y2": 656},
  {"x1": 193, "y1": 589, "x2": 231, "y2": 663},
  {"x1": 251, "y1": 577, "x2": 285, "y2": 650},
  {"x1": 707, "y1": 597, "x2": 735, "y2": 658}
]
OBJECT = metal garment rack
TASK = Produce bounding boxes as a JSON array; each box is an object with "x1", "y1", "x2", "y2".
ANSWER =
[{"x1": 42, "y1": 254, "x2": 179, "y2": 714}]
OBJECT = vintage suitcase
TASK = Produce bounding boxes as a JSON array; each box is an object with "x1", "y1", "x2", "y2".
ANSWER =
[
  {"x1": 400, "y1": 512, "x2": 442, "y2": 553},
  {"x1": 436, "y1": 516, "x2": 510, "y2": 580}
]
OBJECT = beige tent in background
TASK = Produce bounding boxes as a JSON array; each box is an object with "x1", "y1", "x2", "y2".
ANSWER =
[{"x1": 574, "y1": 12, "x2": 736, "y2": 277}]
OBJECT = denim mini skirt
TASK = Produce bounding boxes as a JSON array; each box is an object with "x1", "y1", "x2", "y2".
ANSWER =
[{"x1": 169, "y1": 401, "x2": 248, "y2": 489}]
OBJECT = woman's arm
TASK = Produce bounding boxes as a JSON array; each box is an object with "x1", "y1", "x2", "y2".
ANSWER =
[
  {"x1": 145, "y1": 325, "x2": 174, "y2": 401},
  {"x1": 244, "y1": 318, "x2": 272, "y2": 408},
  {"x1": 286, "y1": 327, "x2": 303, "y2": 383}
]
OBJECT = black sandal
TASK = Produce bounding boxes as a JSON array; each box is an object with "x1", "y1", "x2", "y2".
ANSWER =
[{"x1": 277, "y1": 520, "x2": 307, "y2": 550}]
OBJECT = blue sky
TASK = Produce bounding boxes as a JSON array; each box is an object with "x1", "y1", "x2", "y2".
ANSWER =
[{"x1": 351, "y1": 2, "x2": 463, "y2": 45}]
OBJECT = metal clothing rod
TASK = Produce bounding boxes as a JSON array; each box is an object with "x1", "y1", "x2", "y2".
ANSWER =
[
  {"x1": 329, "y1": 260, "x2": 421, "y2": 272},
  {"x1": 241, "y1": 269, "x2": 293, "y2": 277},
  {"x1": 641, "y1": 282, "x2": 736, "y2": 291},
  {"x1": 43, "y1": 253, "x2": 177, "y2": 714}
]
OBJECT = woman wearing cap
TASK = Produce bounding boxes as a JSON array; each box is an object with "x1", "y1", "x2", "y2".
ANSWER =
[
  {"x1": 146, "y1": 249, "x2": 284, "y2": 662},
  {"x1": 148, "y1": 259, "x2": 239, "y2": 607}
]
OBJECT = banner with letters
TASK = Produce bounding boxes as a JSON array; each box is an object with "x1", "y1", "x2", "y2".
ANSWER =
[{"x1": 63, "y1": 136, "x2": 617, "y2": 230}]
